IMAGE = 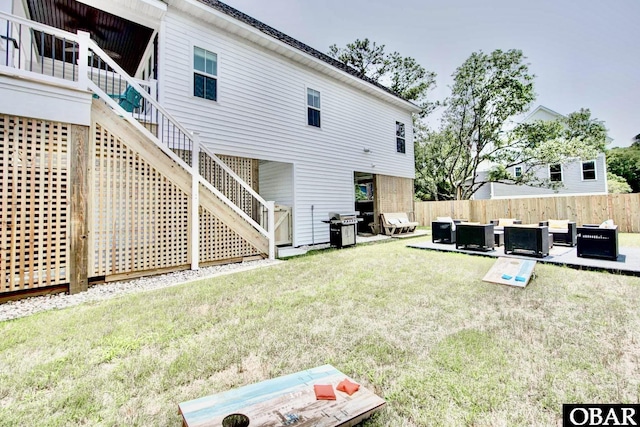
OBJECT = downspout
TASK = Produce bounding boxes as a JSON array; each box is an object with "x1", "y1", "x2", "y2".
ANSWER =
[{"x1": 311, "y1": 204, "x2": 315, "y2": 245}]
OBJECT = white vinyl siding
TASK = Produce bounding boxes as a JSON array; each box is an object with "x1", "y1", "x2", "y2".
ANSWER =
[
  {"x1": 160, "y1": 10, "x2": 414, "y2": 245},
  {"x1": 483, "y1": 154, "x2": 608, "y2": 199}
]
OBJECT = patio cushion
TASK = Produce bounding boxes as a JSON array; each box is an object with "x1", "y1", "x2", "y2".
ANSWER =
[
  {"x1": 314, "y1": 384, "x2": 336, "y2": 400},
  {"x1": 436, "y1": 216, "x2": 456, "y2": 231},
  {"x1": 548, "y1": 219, "x2": 569, "y2": 230},
  {"x1": 337, "y1": 379, "x2": 360, "y2": 395},
  {"x1": 498, "y1": 218, "x2": 515, "y2": 227},
  {"x1": 599, "y1": 219, "x2": 615, "y2": 229}
]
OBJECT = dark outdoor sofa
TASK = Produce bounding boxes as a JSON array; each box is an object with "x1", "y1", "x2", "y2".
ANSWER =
[
  {"x1": 577, "y1": 225, "x2": 619, "y2": 261},
  {"x1": 456, "y1": 223, "x2": 495, "y2": 251},
  {"x1": 539, "y1": 220, "x2": 577, "y2": 246},
  {"x1": 504, "y1": 225, "x2": 550, "y2": 258},
  {"x1": 432, "y1": 218, "x2": 466, "y2": 244}
]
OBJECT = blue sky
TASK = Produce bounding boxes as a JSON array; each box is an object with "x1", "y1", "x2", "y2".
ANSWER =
[{"x1": 222, "y1": 0, "x2": 639, "y2": 147}]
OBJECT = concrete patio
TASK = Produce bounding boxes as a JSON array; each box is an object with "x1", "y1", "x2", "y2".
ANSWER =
[{"x1": 407, "y1": 239, "x2": 640, "y2": 276}]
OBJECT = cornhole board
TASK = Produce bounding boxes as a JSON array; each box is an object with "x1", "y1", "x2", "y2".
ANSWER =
[
  {"x1": 483, "y1": 257, "x2": 536, "y2": 287},
  {"x1": 178, "y1": 364, "x2": 386, "y2": 426}
]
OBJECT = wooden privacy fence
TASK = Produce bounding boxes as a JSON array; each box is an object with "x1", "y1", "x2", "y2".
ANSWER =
[{"x1": 415, "y1": 194, "x2": 640, "y2": 233}]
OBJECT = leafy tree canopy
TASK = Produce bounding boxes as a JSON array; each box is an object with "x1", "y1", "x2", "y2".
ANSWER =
[
  {"x1": 328, "y1": 38, "x2": 436, "y2": 116},
  {"x1": 607, "y1": 172, "x2": 632, "y2": 194},
  {"x1": 606, "y1": 144, "x2": 640, "y2": 192},
  {"x1": 418, "y1": 49, "x2": 608, "y2": 200}
]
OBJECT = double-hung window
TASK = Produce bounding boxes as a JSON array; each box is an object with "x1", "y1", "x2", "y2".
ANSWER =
[
  {"x1": 582, "y1": 160, "x2": 596, "y2": 180},
  {"x1": 549, "y1": 164, "x2": 562, "y2": 182},
  {"x1": 514, "y1": 166, "x2": 522, "y2": 178},
  {"x1": 194, "y1": 47, "x2": 217, "y2": 101},
  {"x1": 307, "y1": 88, "x2": 321, "y2": 127},
  {"x1": 396, "y1": 121, "x2": 405, "y2": 153}
]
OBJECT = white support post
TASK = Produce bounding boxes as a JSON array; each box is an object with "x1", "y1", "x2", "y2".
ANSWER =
[
  {"x1": 268, "y1": 200, "x2": 276, "y2": 259},
  {"x1": 77, "y1": 30, "x2": 90, "y2": 90},
  {"x1": 190, "y1": 132, "x2": 200, "y2": 270}
]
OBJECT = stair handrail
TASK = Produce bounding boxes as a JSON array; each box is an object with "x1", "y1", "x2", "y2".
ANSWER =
[
  {"x1": 0, "y1": 11, "x2": 275, "y2": 257},
  {"x1": 86, "y1": 40, "x2": 270, "y2": 211}
]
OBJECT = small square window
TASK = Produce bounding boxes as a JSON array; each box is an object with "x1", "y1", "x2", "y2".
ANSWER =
[
  {"x1": 307, "y1": 88, "x2": 321, "y2": 127},
  {"x1": 396, "y1": 122, "x2": 406, "y2": 153},
  {"x1": 514, "y1": 166, "x2": 522, "y2": 178},
  {"x1": 582, "y1": 160, "x2": 596, "y2": 180},
  {"x1": 549, "y1": 164, "x2": 562, "y2": 182},
  {"x1": 194, "y1": 47, "x2": 217, "y2": 101}
]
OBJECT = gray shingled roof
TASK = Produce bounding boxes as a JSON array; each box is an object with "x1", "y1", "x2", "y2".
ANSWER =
[{"x1": 198, "y1": 0, "x2": 410, "y2": 103}]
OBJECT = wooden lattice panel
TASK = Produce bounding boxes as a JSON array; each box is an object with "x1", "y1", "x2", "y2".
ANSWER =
[
  {"x1": 91, "y1": 123, "x2": 189, "y2": 277},
  {"x1": 0, "y1": 115, "x2": 69, "y2": 292},
  {"x1": 199, "y1": 206, "x2": 260, "y2": 264},
  {"x1": 199, "y1": 152, "x2": 257, "y2": 219}
]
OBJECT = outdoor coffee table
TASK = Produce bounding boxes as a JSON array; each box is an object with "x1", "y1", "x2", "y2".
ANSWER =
[
  {"x1": 494, "y1": 230, "x2": 504, "y2": 246},
  {"x1": 178, "y1": 364, "x2": 386, "y2": 426}
]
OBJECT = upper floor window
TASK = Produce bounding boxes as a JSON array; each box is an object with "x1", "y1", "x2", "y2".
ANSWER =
[
  {"x1": 514, "y1": 166, "x2": 522, "y2": 178},
  {"x1": 307, "y1": 88, "x2": 321, "y2": 127},
  {"x1": 194, "y1": 47, "x2": 217, "y2": 101},
  {"x1": 549, "y1": 164, "x2": 562, "y2": 182},
  {"x1": 582, "y1": 160, "x2": 596, "y2": 180},
  {"x1": 396, "y1": 121, "x2": 405, "y2": 153}
]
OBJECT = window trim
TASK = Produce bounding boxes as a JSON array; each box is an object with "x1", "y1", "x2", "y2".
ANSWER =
[
  {"x1": 581, "y1": 160, "x2": 597, "y2": 181},
  {"x1": 514, "y1": 166, "x2": 522, "y2": 178},
  {"x1": 549, "y1": 163, "x2": 563, "y2": 182},
  {"x1": 192, "y1": 45, "x2": 219, "y2": 103},
  {"x1": 306, "y1": 87, "x2": 321, "y2": 128},
  {"x1": 396, "y1": 121, "x2": 406, "y2": 154}
]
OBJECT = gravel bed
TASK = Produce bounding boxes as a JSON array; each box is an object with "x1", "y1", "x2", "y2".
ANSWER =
[{"x1": 0, "y1": 259, "x2": 281, "y2": 322}]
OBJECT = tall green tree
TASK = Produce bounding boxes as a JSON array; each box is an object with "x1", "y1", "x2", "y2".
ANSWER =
[
  {"x1": 607, "y1": 172, "x2": 632, "y2": 194},
  {"x1": 607, "y1": 145, "x2": 640, "y2": 192},
  {"x1": 328, "y1": 38, "x2": 436, "y2": 116},
  {"x1": 422, "y1": 49, "x2": 607, "y2": 200}
]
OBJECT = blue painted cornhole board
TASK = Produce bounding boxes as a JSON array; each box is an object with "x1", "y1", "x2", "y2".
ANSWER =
[
  {"x1": 483, "y1": 257, "x2": 536, "y2": 287},
  {"x1": 178, "y1": 364, "x2": 386, "y2": 426}
]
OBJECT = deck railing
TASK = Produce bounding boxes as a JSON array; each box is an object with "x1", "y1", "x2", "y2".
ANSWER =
[{"x1": 0, "y1": 11, "x2": 275, "y2": 260}]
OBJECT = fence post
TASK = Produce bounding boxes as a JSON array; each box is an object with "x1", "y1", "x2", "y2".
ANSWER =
[
  {"x1": 77, "y1": 31, "x2": 90, "y2": 90},
  {"x1": 190, "y1": 132, "x2": 200, "y2": 270},
  {"x1": 69, "y1": 124, "x2": 89, "y2": 294},
  {"x1": 268, "y1": 200, "x2": 276, "y2": 259}
]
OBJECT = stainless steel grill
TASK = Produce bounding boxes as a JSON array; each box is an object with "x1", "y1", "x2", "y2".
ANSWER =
[
  {"x1": 323, "y1": 212, "x2": 361, "y2": 248},
  {"x1": 327, "y1": 212, "x2": 359, "y2": 225}
]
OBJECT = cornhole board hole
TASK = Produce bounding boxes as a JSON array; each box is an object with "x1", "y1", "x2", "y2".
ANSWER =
[
  {"x1": 178, "y1": 364, "x2": 386, "y2": 426},
  {"x1": 483, "y1": 257, "x2": 536, "y2": 288}
]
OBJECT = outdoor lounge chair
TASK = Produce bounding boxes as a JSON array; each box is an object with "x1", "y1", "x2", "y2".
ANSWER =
[
  {"x1": 456, "y1": 223, "x2": 495, "y2": 251},
  {"x1": 431, "y1": 217, "x2": 464, "y2": 244},
  {"x1": 110, "y1": 85, "x2": 142, "y2": 113},
  {"x1": 504, "y1": 225, "x2": 550, "y2": 258},
  {"x1": 539, "y1": 219, "x2": 576, "y2": 246},
  {"x1": 577, "y1": 224, "x2": 619, "y2": 261}
]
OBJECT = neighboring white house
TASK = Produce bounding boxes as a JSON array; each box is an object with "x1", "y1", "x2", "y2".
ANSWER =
[
  {"x1": 1, "y1": 0, "x2": 419, "y2": 248},
  {"x1": 473, "y1": 105, "x2": 608, "y2": 200}
]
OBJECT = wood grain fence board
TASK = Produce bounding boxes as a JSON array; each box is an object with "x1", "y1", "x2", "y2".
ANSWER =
[{"x1": 415, "y1": 194, "x2": 640, "y2": 233}]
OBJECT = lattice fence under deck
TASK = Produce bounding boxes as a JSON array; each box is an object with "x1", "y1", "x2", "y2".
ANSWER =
[{"x1": 0, "y1": 115, "x2": 69, "y2": 292}]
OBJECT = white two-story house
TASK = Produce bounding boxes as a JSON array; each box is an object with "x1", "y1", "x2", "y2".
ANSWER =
[
  {"x1": 473, "y1": 105, "x2": 608, "y2": 200},
  {"x1": 0, "y1": 0, "x2": 418, "y2": 295}
]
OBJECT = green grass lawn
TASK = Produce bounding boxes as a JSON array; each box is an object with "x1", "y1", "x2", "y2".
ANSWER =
[{"x1": 1, "y1": 237, "x2": 640, "y2": 426}]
